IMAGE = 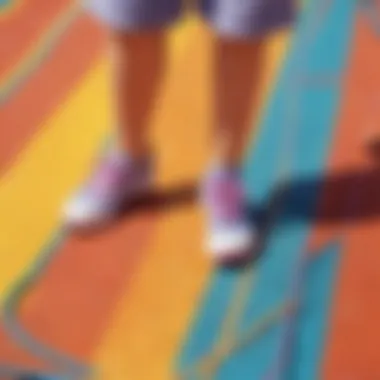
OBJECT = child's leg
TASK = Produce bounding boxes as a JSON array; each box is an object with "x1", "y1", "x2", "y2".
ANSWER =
[
  {"x1": 64, "y1": 0, "x2": 181, "y2": 227},
  {"x1": 201, "y1": 0, "x2": 295, "y2": 261},
  {"x1": 88, "y1": 0, "x2": 182, "y2": 158},
  {"x1": 212, "y1": 37, "x2": 264, "y2": 166},
  {"x1": 206, "y1": 0, "x2": 295, "y2": 167},
  {"x1": 109, "y1": 29, "x2": 166, "y2": 158}
]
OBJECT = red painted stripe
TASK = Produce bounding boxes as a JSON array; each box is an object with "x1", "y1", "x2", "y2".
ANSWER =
[
  {"x1": 0, "y1": 213, "x2": 157, "y2": 368},
  {"x1": 308, "y1": 15, "x2": 380, "y2": 379},
  {"x1": 0, "y1": 0, "x2": 70, "y2": 76},
  {"x1": 0, "y1": 14, "x2": 105, "y2": 174}
]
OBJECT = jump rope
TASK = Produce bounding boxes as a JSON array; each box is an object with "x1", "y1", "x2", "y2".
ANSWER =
[{"x1": 0, "y1": 1, "x2": 373, "y2": 379}]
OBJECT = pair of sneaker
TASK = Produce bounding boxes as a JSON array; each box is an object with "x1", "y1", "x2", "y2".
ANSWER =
[{"x1": 63, "y1": 150, "x2": 256, "y2": 262}]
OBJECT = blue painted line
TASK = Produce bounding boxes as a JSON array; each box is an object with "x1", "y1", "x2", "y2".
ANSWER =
[
  {"x1": 176, "y1": 270, "x2": 239, "y2": 368},
  {"x1": 177, "y1": 0, "x2": 356, "y2": 378},
  {"x1": 286, "y1": 242, "x2": 342, "y2": 380}
]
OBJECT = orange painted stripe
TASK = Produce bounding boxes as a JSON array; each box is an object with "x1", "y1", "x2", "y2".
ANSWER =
[
  {"x1": 308, "y1": 16, "x2": 375, "y2": 250},
  {"x1": 0, "y1": 216, "x2": 157, "y2": 369},
  {"x1": 307, "y1": 15, "x2": 380, "y2": 379},
  {"x1": 0, "y1": 0, "x2": 69, "y2": 76},
  {"x1": 25, "y1": 216, "x2": 157, "y2": 362},
  {"x1": 0, "y1": 14, "x2": 104, "y2": 173}
]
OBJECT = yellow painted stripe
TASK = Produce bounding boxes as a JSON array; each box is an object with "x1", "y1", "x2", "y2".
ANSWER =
[
  {"x1": 0, "y1": 59, "x2": 108, "y2": 296},
  {"x1": 93, "y1": 27, "x2": 292, "y2": 380},
  {"x1": 0, "y1": 20, "x2": 193, "y2": 300}
]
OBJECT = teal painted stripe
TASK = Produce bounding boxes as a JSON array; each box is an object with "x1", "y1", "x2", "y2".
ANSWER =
[
  {"x1": 177, "y1": 0, "x2": 356, "y2": 378},
  {"x1": 287, "y1": 243, "x2": 341, "y2": 380},
  {"x1": 210, "y1": 243, "x2": 341, "y2": 380},
  {"x1": 220, "y1": 0, "x2": 356, "y2": 378}
]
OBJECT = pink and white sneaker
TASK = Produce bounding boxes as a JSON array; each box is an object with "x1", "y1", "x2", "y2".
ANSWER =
[
  {"x1": 201, "y1": 167, "x2": 256, "y2": 262},
  {"x1": 63, "y1": 150, "x2": 152, "y2": 228}
]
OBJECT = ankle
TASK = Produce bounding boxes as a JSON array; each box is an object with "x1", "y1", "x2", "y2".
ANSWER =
[
  {"x1": 205, "y1": 159, "x2": 242, "y2": 179},
  {"x1": 114, "y1": 142, "x2": 152, "y2": 163}
]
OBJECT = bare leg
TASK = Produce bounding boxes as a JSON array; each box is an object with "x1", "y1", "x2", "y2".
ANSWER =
[
  {"x1": 109, "y1": 29, "x2": 167, "y2": 159},
  {"x1": 211, "y1": 35, "x2": 264, "y2": 167},
  {"x1": 64, "y1": 28, "x2": 167, "y2": 227},
  {"x1": 202, "y1": 33, "x2": 265, "y2": 261}
]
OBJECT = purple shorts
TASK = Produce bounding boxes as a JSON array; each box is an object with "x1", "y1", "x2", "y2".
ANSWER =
[{"x1": 86, "y1": 0, "x2": 295, "y2": 38}]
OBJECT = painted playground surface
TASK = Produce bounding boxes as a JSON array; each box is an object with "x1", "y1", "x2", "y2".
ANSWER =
[{"x1": 2, "y1": 0, "x2": 380, "y2": 379}]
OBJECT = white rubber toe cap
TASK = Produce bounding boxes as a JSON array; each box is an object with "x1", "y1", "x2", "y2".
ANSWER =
[
  {"x1": 63, "y1": 194, "x2": 112, "y2": 228},
  {"x1": 206, "y1": 224, "x2": 256, "y2": 262}
]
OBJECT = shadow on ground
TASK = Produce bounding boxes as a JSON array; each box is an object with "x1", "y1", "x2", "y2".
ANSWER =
[
  {"x1": 116, "y1": 165, "x2": 380, "y2": 225},
  {"x1": 77, "y1": 164, "x2": 380, "y2": 269}
]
